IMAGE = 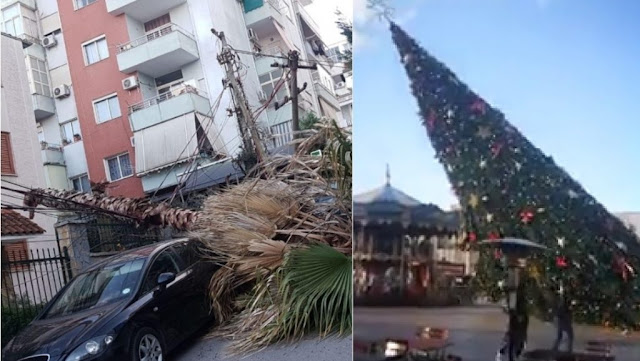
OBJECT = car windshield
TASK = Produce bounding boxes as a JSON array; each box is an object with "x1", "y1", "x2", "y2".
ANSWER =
[{"x1": 43, "y1": 258, "x2": 145, "y2": 319}]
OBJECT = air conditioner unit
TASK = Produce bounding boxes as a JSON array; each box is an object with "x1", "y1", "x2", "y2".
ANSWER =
[
  {"x1": 42, "y1": 34, "x2": 57, "y2": 48},
  {"x1": 248, "y1": 28, "x2": 259, "y2": 41},
  {"x1": 336, "y1": 81, "x2": 346, "y2": 89},
  {"x1": 122, "y1": 76, "x2": 138, "y2": 90},
  {"x1": 53, "y1": 84, "x2": 70, "y2": 98}
]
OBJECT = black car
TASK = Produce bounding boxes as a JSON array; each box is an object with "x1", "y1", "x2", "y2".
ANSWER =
[{"x1": 2, "y1": 238, "x2": 218, "y2": 361}]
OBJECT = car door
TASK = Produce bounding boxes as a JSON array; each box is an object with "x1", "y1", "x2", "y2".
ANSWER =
[
  {"x1": 170, "y1": 242, "x2": 212, "y2": 331},
  {"x1": 138, "y1": 248, "x2": 184, "y2": 349}
]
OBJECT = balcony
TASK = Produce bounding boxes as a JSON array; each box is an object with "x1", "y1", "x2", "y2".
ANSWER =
[
  {"x1": 116, "y1": 24, "x2": 198, "y2": 77},
  {"x1": 41, "y1": 143, "x2": 65, "y2": 166},
  {"x1": 244, "y1": 0, "x2": 285, "y2": 30},
  {"x1": 311, "y1": 74, "x2": 340, "y2": 111},
  {"x1": 62, "y1": 141, "x2": 88, "y2": 178},
  {"x1": 255, "y1": 46, "x2": 286, "y2": 74},
  {"x1": 32, "y1": 94, "x2": 55, "y2": 120},
  {"x1": 0, "y1": 0, "x2": 36, "y2": 10},
  {"x1": 129, "y1": 85, "x2": 210, "y2": 131},
  {"x1": 106, "y1": 0, "x2": 186, "y2": 22}
]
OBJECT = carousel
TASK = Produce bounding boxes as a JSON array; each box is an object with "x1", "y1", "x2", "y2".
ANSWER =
[{"x1": 354, "y1": 167, "x2": 470, "y2": 306}]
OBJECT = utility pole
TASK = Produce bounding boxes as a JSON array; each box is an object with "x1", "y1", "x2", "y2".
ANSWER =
[
  {"x1": 212, "y1": 28, "x2": 265, "y2": 163},
  {"x1": 272, "y1": 50, "x2": 316, "y2": 143}
]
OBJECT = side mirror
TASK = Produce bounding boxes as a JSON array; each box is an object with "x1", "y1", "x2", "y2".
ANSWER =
[{"x1": 156, "y1": 272, "x2": 175, "y2": 293}]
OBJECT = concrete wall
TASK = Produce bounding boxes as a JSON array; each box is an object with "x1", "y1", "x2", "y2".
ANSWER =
[{"x1": 1, "y1": 34, "x2": 57, "y2": 248}]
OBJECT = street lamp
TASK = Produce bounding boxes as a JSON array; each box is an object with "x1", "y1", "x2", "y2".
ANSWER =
[{"x1": 479, "y1": 238, "x2": 549, "y2": 361}]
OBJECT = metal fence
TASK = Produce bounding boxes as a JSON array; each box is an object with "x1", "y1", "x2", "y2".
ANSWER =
[
  {"x1": 85, "y1": 220, "x2": 164, "y2": 254},
  {"x1": 1, "y1": 247, "x2": 72, "y2": 346}
]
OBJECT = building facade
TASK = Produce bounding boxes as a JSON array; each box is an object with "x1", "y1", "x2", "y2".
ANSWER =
[
  {"x1": 1, "y1": 32, "x2": 58, "y2": 250},
  {"x1": 1, "y1": 0, "x2": 90, "y2": 194},
  {"x1": 2, "y1": 0, "x2": 345, "y2": 200},
  {"x1": 353, "y1": 168, "x2": 478, "y2": 305}
]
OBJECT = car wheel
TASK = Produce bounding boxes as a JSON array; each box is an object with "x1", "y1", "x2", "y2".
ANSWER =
[{"x1": 131, "y1": 327, "x2": 164, "y2": 361}]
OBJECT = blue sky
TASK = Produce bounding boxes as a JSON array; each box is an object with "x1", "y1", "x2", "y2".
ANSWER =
[{"x1": 352, "y1": 0, "x2": 640, "y2": 213}]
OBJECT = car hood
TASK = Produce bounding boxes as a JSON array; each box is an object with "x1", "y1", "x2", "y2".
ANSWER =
[{"x1": 3, "y1": 302, "x2": 124, "y2": 361}]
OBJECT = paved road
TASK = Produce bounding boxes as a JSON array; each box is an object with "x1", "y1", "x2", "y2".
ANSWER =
[
  {"x1": 173, "y1": 333, "x2": 352, "y2": 361},
  {"x1": 354, "y1": 306, "x2": 640, "y2": 361}
]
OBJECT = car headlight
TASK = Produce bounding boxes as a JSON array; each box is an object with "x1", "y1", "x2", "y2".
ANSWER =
[{"x1": 65, "y1": 335, "x2": 115, "y2": 361}]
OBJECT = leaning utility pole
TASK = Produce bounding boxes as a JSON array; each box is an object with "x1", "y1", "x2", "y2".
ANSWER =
[
  {"x1": 212, "y1": 28, "x2": 265, "y2": 163},
  {"x1": 272, "y1": 50, "x2": 317, "y2": 142}
]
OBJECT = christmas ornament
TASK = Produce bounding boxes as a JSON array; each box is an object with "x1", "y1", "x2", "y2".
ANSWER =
[
  {"x1": 520, "y1": 209, "x2": 535, "y2": 224},
  {"x1": 494, "y1": 249, "x2": 503, "y2": 259},
  {"x1": 470, "y1": 98, "x2": 486, "y2": 114},
  {"x1": 567, "y1": 189, "x2": 579, "y2": 199},
  {"x1": 486, "y1": 213, "x2": 494, "y2": 222},
  {"x1": 426, "y1": 109, "x2": 437, "y2": 130},
  {"x1": 446, "y1": 109, "x2": 455, "y2": 118},
  {"x1": 469, "y1": 232, "x2": 477, "y2": 242},
  {"x1": 491, "y1": 142, "x2": 503, "y2": 158},
  {"x1": 514, "y1": 161, "x2": 522, "y2": 171},
  {"x1": 468, "y1": 194, "x2": 479, "y2": 209},
  {"x1": 556, "y1": 256, "x2": 568, "y2": 268},
  {"x1": 488, "y1": 231, "x2": 500, "y2": 240},
  {"x1": 476, "y1": 126, "x2": 491, "y2": 139},
  {"x1": 479, "y1": 159, "x2": 487, "y2": 169},
  {"x1": 557, "y1": 237, "x2": 566, "y2": 248}
]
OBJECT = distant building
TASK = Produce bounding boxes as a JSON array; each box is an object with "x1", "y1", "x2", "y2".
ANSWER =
[
  {"x1": 353, "y1": 166, "x2": 478, "y2": 304},
  {"x1": 615, "y1": 212, "x2": 640, "y2": 239}
]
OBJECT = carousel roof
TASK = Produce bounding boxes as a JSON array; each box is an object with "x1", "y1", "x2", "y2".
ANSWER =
[{"x1": 353, "y1": 165, "x2": 421, "y2": 206}]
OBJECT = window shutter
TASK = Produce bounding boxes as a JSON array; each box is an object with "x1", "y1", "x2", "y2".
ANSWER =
[
  {"x1": 144, "y1": 14, "x2": 171, "y2": 32},
  {"x1": 2, "y1": 240, "x2": 30, "y2": 271},
  {"x1": 1, "y1": 132, "x2": 16, "y2": 175}
]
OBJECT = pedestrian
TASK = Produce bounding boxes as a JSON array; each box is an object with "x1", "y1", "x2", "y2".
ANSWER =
[
  {"x1": 551, "y1": 287, "x2": 574, "y2": 353},
  {"x1": 496, "y1": 282, "x2": 529, "y2": 361}
]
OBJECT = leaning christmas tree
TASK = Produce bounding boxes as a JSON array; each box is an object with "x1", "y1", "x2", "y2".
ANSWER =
[{"x1": 390, "y1": 22, "x2": 640, "y2": 329}]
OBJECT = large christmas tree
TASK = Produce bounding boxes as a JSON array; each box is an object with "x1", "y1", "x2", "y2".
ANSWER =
[{"x1": 390, "y1": 22, "x2": 640, "y2": 329}]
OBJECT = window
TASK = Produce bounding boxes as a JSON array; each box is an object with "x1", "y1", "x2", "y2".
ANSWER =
[
  {"x1": 76, "y1": 0, "x2": 98, "y2": 10},
  {"x1": 29, "y1": 57, "x2": 51, "y2": 97},
  {"x1": 259, "y1": 69, "x2": 288, "y2": 104},
  {"x1": 93, "y1": 94, "x2": 121, "y2": 123},
  {"x1": 71, "y1": 174, "x2": 91, "y2": 193},
  {"x1": 141, "y1": 250, "x2": 179, "y2": 294},
  {"x1": 1, "y1": 132, "x2": 16, "y2": 175},
  {"x1": 2, "y1": 5, "x2": 22, "y2": 37},
  {"x1": 61, "y1": 119, "x2": 82, "y2": 144},
  {"x1": 144, "y1": 14, "x2": 170, "y2": 32},
  {"x1": 105, "y1": 153, "x2": 133, "y2": 181},
  {"x1": 2, "y1": 240, "x2": 29, "y2": 271},
  {"x1": 171, "y1": 242, "x2": 199, "y2": 270},
  {"x1": 82, "y1": 36, "x2": 109, "y2": 65},
  {"x1": 43, "y1": 259, "x2": 145, "y2": 319}
]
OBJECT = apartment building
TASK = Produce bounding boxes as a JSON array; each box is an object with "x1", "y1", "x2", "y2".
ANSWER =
[
  {"x1": 327, "y1": 41, "x2": 353, "y2": 127},
  {"x1": 1, "y1": 32, "x2": 57, "y2": 249},
  {"x1": 2, "y1": 0, "x2": 344, "y2": 199},
  {"x1": 243, "y1": 0, "x2": 345, "y2": 146},
  {"x1": 1, "y1": 0, "x2": 90, "y2": 193}
]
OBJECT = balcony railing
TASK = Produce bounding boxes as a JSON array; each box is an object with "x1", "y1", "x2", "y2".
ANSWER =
[
  {"x1": 117, "y1": 23, "x2": 193, "y2": 54},
  {"x1": 270, "y1": 120, "x2": 293, "y2": 148},
  {"x1": 128, "y1": 84, "x2": 207, "y2": 114}
]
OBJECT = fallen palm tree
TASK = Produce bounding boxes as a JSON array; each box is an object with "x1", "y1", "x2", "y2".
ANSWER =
[
  {"x1": 20, "y1": 119, "x2": 352, "y2": 354},
  {"x1": 192, "y1": 121, "x2": 352, "y2": 353}
]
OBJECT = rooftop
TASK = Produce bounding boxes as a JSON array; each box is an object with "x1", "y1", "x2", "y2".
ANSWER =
[{"x1": 1, "y1": 209, "x2": 45, "y2": 236}]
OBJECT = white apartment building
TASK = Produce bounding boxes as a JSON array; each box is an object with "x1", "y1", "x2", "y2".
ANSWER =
[
  {"x1": 1, "y1": 0, "x2": 90, "y2": 193},
  {"x1": 1, "y1": 32, "x2": 57, "y2": 249}
]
